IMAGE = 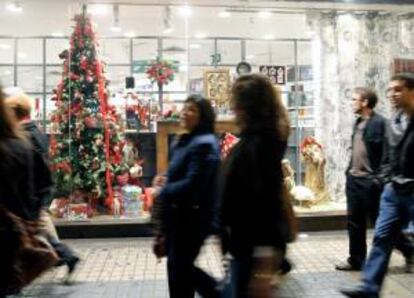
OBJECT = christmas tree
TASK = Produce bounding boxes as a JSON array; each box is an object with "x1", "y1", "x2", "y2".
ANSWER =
[{"x1": 50, "y1": 7, "x2": 131, "y2": 214}]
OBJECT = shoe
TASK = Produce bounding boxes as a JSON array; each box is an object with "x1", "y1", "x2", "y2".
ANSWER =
[
  {"x1": 339, "y1": 285, "x2": 378, "y2": 298},
  {"x1": 335, "y1": 261, "x2": 361, "y2": 271},
  {"x1": 280, "y1": 258, "x2": 292, "y2": 275},
  {"x1": 67, "y1": 256, "x2": 80, "y2": 275}
]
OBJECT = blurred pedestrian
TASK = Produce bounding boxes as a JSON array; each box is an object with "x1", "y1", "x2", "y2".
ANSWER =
[
  {"x1": 0, "y1": 85, "x2": 57, "y2": 296},
  {"x1": 5, "y1": 92, "x2": 80, "y2": 278},
  {"x1": 152, "y1": 95, "x2": 221, "y2": 298},
  {"x1": 219, "y1": 74, "x2": 295, "y2": 298}
]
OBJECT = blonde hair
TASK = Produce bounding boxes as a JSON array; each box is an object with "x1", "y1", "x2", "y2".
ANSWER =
[
  {"x1": 0, "y1": 85, "x2": 26, "y2": 144},
  {"x1": 5, "y1": 93, "x2": 33, "y2": 120}
]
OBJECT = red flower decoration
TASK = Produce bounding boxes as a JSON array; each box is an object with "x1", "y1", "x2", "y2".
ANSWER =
[{"x1": 146, "y1": 59, "x2": 177, "y2": 85}]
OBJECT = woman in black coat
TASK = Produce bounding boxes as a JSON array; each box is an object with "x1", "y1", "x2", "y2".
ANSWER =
[
  {"x1": 0, "y1": 86, "x2": 38, "y2": 295},
  {"x1": 153, "y1": 95, "x2": 221, "y2": 298},
  {"x1": 219, "y1": 74, "x2": 293, "y2": 297}
]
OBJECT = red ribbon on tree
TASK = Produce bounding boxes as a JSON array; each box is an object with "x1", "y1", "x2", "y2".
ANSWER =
[{"x1": 95, "y1": 60, "x2": 114, "y2": 207}]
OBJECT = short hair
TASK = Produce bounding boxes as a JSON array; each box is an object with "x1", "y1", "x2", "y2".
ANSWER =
[
  {"x1": 353, "y1": 87, "x2": 378, "y2": 109},
  {"x1": 391, "y1": 73, "x2": 414, "y2": 90},
  {"x1": 5, "y1": 93, "x2": 32, "y2": 120}
]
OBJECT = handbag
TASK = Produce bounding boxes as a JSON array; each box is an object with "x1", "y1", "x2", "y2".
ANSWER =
[{"x1": 0, "y1": 206, "x2": 59, "y2": 295}]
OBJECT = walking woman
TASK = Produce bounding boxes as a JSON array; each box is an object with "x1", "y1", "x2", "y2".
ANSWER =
[
  {"x1": 0, "y1": 85, "x2": 38, "y2": 295},
  {"x1": 153, "y1": 95, "x2": 221, "y2": 298},
  {"x1": 219, "y1": 74, "x2": 295, "y2": 298}
]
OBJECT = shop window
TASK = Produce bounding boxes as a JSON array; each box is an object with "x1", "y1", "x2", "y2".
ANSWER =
[
  {"x1": 0, "y1": 66, "x2": 14, "y2": 87},
  {"x1": 189, "y1": 39, "x2": 214, "y2": 65},
  {"x1": 100, "y1": 38, "x2": 130, "y2": 64},
  {"x1": 217, "y1": 40, "x2": 241, "y2": 65},
  {"x1": 46, "y1": 38, "x2": 70, "y2": 64},
  {"x1": 132, "y1": 39, "x2": 158, "y2": 61},
  {"x1": 0, "y1": 39, "x2": 14, "y2": 64},
  {"x1": 106, "y1": 65, "x2": 131, "y2": 92},
  {"x1": 46, "y1": 66, "x2": 63, "y2": 92},
  {"x1": 17, "y1": 39, "x2": 43, "y2": 64},
  {"x1": 17, "y1": 66, "x2": 43, "y2": 92}
]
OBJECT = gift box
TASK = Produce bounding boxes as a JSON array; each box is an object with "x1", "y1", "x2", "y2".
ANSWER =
[
  {"x1": 68, "y1": 203, "x2": 89, "y2": 221},
  {"x1": 49, "y1": 198, "x2": 69, "y2": 218},
  {"x1": 122, "y1": 185, "x2": 143, "y2": 218}
]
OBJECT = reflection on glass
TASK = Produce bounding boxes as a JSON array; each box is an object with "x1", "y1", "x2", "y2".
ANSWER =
[
  {"x1": 17, "y1": 66, "x2": 43, "y2": 92},
  {"x1": 18, "y1": 39, "x2": 43, "y2": 64}
]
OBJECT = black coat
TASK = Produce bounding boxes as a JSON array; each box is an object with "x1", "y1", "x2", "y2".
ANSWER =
[
  {"x1": 347, "y1": 112, "x2": 388, "y2": 182},
  {"x1": 391, "y1": 115, "x2": 414, "y2": 193},
  {"x1": 0, "y1": 138, "x2": 39, "y2": 221},
  {"x1": 23, "y1": 121, "x2": 53, "y2": 207},
  {"x1": 219, "y1": 130, "x2": 288, "y2": 257},
  {"x1": 159, "y1": 133, "x2": 220, "y2": 237}
]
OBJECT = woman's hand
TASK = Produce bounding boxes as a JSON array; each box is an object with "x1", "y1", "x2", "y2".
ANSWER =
[{"x1": 152, "y1": 175, "x2": 167, "y2": 188}]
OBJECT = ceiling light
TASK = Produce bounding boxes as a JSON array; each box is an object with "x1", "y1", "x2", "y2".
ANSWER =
[
  {"x1": 124, "y1": 31, "x2": 136, "y2": 38},
  {"x1": 6, "y1": 1, "x2": 23, "y2": 12},
  {"x1": 259, "y1": 10, "x2": 271, "y2": 19},
  {"x1": 190, "y1": 44, "x2": 201, "y2": 49},
  {"x1": 51, "y1": 32, "x2": 64, "y2": 37},
  {"x1": 178, "y1": 5, "x2": 192, "y2": 18},
  {"x1": 246, "y1": 55, "x2": 256, "y2": 59},
  {"x1": 163, "y1": 27, "x2": 174, "y2": 34},
  {"x1": 3, "y1": 70, "x2": 12, "y2": 75},
  {"x1": 88, "y1": 4, "x2": 109, "y2": 16},
  {"x1": 263, "y1": 34, "x2": 275, "y2": 40},
  {"x1": 18, "y1": 52, "x2": 27, "y2": 59},
  {"x1": 219, "y1": 10, "x2": 231, "y2": 18},
  {"x1": 111, "y1": 4, "x2": 122, "y2": 32},
  {"x1": 195, "y1": 32, "x2": 207, "y2": 39},
  {"x1": 0, "y1": 44, "x2": 11, "y2": 49}
]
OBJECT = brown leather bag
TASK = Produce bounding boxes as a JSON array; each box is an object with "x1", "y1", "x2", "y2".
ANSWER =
[{"x1": 0, "y1": 207, "x2": 59, "y2": 295}]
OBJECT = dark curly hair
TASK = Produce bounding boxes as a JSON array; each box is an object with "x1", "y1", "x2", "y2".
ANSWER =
[
  {"x1": 185, "y1": 95, "x2": 216, "y2": 134},
  {"x1": 231, "y1": 74, "x2": 290, "y2": 140}
]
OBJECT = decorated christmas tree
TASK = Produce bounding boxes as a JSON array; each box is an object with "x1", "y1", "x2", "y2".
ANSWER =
[{"x1": 49, "y1": 7, "x2": 134, "y2": 215}]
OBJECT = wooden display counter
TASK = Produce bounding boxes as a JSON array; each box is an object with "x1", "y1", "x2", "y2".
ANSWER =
[{"x1": 156, "y1": 119, "x2": 238, "y2": 173}]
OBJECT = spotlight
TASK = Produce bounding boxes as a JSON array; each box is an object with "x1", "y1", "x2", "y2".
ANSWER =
[
  {"x1": 6, "y1": 1, "x2": 23, "y2": 12},
  {"x1": 111, "y1": 4, "x2": 122, "y2": 32},
  {"x1": 178, "y1": 5, "x2": 192, "y2": 18}
]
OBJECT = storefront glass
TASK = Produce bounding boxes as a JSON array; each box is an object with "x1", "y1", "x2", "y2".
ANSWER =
[{"x1": 1, "y1": 0, "x2": 413, "y2": 223}]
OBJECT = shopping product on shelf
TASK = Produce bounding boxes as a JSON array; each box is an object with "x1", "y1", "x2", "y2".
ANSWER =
[
  {"x1": 49, "y1": 198, "x2": 69, "y2": 218},
  {"x1": 122, "y1": 185, "x2": 142, "y2": 218},
  {"x1": 68, "y1": 203, "x2": 89, "y2": 221}
]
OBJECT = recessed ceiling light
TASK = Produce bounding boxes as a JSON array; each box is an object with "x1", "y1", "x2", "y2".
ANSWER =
[
  {"x1": 51, "y1": 32, "x2": 64, "y2": 37},
  {"x1": 263, "y1": 34, "x2": 275, "y2": 40},
  {"x1": 195, "y1": 32, "x2": 207, "y2": 39},
  {"x1": 219, "y1": 10, "x2": 231, "y2": 18},
  {"x1": 6, "y1": 1, "x2": 23, "y2": 13},
  {"x1": 0, "y1": 44, "x2": 11, "y2": 49},
  {"x1": 178, "y1": 5, "x2": 192, "y2": 18},
  {"x1": 190, "y1": 44, "x2": 201, "y2": 49},
  {"x1": 124, "y1": 31, "x2": 136, "y2": 38},
  {"x1": 259, "y1": 10, "x2": 271, "y2": 19},
  {"x1": 88, "y1": 4, "x2": 109, "y2": 16},
  {"x1": 163, "y1": 27, "x2": 174, "y2": 34}
]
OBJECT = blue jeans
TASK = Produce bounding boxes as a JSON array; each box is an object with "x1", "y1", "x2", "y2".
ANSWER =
[{"x1": 361, "y1": 184, "x2": 414, "y2": 295}]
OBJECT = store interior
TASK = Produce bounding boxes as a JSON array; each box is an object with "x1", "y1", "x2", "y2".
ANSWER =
[{"x1": 0, "y1": 0, "x2": 413, "y2": 223}]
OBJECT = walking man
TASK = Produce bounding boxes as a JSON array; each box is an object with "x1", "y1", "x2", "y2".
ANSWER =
[{"x1": 341, "y1": 73, "x2": 414, "y2": 298}]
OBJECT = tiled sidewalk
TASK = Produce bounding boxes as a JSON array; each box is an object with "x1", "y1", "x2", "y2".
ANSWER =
[{"x1": 14, "y1": 231, "x2": 414, "y2": 297}]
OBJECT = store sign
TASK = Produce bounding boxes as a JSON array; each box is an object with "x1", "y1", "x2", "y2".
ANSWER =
[{"x1": 259, "y1": 65, "x2": 286, "y2": 85}]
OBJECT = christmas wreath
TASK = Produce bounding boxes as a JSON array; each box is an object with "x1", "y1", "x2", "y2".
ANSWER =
[{"x1": 146, "y1": 58, "x2": 177, "y2": 85}]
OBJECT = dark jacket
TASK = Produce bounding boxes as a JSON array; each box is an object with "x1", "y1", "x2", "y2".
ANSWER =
[
  {"x1": 391, "y1": 115, "x2": 414, "y2": 194},
  {"x1": 379, "y1": 111, "x2": 408, "y2": 183},
  {"x1": 23, "y1": 121, "x2": 53, "y2": 207},
  {"x1": 220, "y1": 130, "x2": 288, "y2": 257},
  {"x1": 347, "y1": 112, "x2": 388, "y2": 182},
  {"x1": 159, "y1": 132, "x2": 220, "y2": 235},
  {"x1": 0, "y1": 138, "x2": 39, "y2": 221}
]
